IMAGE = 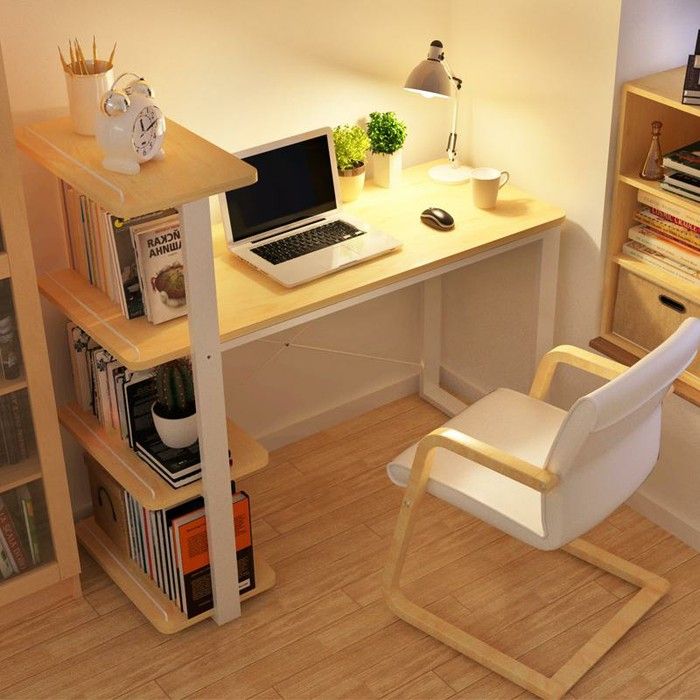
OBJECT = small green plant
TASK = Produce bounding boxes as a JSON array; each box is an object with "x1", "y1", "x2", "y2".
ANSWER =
[
  {"x1": 367, "y1": 112, "x2": 407, "y2": 155},
  {"x1": 332, "y1": 124, "x2": 370, "y2": 171},
  {"x1": 154, "y1": 358, "x2": 195, "y2": 419}
]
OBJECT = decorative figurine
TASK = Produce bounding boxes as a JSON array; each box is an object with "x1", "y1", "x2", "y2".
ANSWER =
[{"x1": 640, "y1": 120, "x2": 664, "y2": 181}]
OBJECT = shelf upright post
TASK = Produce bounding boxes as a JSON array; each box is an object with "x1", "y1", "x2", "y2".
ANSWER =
[{"x1": 179, "y1": 197, "x2": 240, "y2": 624}]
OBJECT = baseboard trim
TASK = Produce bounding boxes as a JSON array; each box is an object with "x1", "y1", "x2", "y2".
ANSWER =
[
  {"x1": 440, "y1": 363, "x2": 488, "y2": 405},
  {"x1": 258, "y1": 374, "x2": 420, "y2": 451},
  {"x1": 628, "y1": 490, "x2": 700, "y2": 552}
]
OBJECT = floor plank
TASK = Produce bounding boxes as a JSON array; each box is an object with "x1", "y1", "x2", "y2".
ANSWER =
[{"x1": 2, "y1": 396, "x2": 698, "y2": 700}]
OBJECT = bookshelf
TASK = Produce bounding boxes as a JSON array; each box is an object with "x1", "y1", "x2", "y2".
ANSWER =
[
  {"x1": 0, "y1": 46, "x2": 81, "y2": 619},
  {"x1": 14, "y1": 105, "x2": 278, "y2": 631},
  {"x1": 592, "y1": 66, "x2": 700, "y2": 406}
]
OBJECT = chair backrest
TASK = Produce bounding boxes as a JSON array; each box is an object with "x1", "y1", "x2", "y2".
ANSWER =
[{"x1": 542, "y1": 317, "x2": 700, "y2": 547}]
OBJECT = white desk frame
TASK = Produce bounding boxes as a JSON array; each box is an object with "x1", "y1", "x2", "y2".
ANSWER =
[{"x1": 219, "y1": 226, "x2": 561, "y2": 418}]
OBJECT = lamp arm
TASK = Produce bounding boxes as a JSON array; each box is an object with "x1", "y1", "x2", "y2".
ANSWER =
[{"x1": 442, "y1": 60, "x2": 462, "y2": 164}]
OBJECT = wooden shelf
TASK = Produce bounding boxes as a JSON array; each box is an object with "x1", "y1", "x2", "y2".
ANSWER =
[
  {"x1": 15, "y1": 118, "x2": 257, "y2": 220},
  {"x1": 59, "y1": 403, "x2": 268, "y2": 510},
  {"x1": 0, "y1": 252, "x2": 9, "y2": 280},
  {"x1": 76, "y1": 516, "x2": 275, "y2": 635},
  {"x1": 590, "y1": 334, "x2": 700, "y2": 407},
  {"x1": 626, "y1": 67, "x2": 700, "y2": 116},
  {"x1": 0, "y1": 374, "x2": 27, "y2": 398},
  {"x1": 618, "y1": 173, "x2": 700, "y2": 215},
  {"x1": 613, "y1": 254, "x2": 700, "y2": 305},
  {"x1": 0, "y1": 455, "x2": 42, "y2": 494}
]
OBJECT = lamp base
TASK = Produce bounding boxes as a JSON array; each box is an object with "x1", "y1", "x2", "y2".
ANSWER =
[{"x1": 428, "y1": 163, "x2": 471, "y2": 184}]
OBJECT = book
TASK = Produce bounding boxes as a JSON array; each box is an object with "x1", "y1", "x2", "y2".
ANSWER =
[
  {"x1": 682, "y1": 34, "x2": 700, "y2": 106},
  {"x1": 108, "y1": 209, "x2": 178, "y2": 320},
  {"x1": 17, "y1": 485, "x2": 40, "y2": 565},
  {"x1": 87, "y1": 456, "x2": 130, "y2": 557},
  {"x1": 660, "y1": 183, "x2": 700, "y2": 203},
  {"x1": 172, "y1": 491, "x2": 254, "y2": 619},
  {"x1": 0, "y1": 494, "x2": 29, "y2": 572},
  {"x1": 662, "y1": 140, "x2": 700, "y2": 179},
  {"x1": 130, "y1": 214, "x2": 186, "y2": 325},
  {"x1": 627, "y1": 225, "x2": 700, "y2": 271},
  {"x1": 622, "y1": 240, "x2": 700, "y2": 284},
  {"x1": 122, "y1": 372, "x2": 202, "y2": 487},
  {"x1": 0, "y1": 537, "x2": 14, "y2": 578},
  {"x1": 637, "y1": 190, "x2": 700, "y2": 231},
  {"x1": 664, "y1": 171, "x2": 700, "y2": 196}
]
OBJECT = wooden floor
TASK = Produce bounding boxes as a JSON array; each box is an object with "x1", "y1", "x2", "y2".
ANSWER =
[{"x1": 2, "y1": 395, "x2": 699, "y2": 699}]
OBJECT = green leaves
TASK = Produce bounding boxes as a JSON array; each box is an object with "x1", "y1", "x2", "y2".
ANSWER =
[
  {"x1": 332, "y1": 125, "x2": 371, "y2": 170},
  {"x1": 367, "y1": 112, "x2": 407, "y2": 155}
]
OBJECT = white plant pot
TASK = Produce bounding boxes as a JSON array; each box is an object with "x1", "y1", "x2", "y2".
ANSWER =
[
  {"x1": 151, "y1": 403, "x2": 198, "y2": 449},
  {"x1": 337, "y1": 165, "x2": 366, "y2": 203},
  {"x1": 373, "y1": 150, "x2": 402, "y2": 188}
]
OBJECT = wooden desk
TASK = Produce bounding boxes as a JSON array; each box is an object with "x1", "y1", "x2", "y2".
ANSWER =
[{"x1": 38, "y1": 160, "x2": 564, "y2": 412}]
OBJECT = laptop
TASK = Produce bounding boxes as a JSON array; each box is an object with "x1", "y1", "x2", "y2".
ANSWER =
[{"x1": 220, "y1": 127, "x2": 402, "y2": 288}]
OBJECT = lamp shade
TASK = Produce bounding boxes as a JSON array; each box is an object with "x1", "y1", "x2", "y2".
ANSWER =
[{"x1": 404, "y1": 53, "x2": 451, "y2": 98}]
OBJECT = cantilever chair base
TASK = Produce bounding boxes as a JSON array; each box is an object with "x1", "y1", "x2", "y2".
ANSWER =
[{"x1": 384, "y1": 504, "x2": 669, "y2": 700}]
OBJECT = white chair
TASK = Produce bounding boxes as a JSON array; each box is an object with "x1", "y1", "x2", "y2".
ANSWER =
[{"x1": 383, "y1": 318, "x2": 700, "y2": 700}]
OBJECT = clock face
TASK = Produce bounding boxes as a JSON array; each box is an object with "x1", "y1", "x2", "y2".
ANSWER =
[{"x1": 132, "y1": 105, "x2": 164, "y2": 161}]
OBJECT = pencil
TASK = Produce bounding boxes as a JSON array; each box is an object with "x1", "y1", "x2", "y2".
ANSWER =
[
  {"x1": 108, "y1": 42, "x2": 116, "y2": 68},
  {"x1": 75, "y1": 38, "x2": 88, "y2": 75},
  {"x1": 93, "y1": 35, "x2": 97, "y2": 69},
  {"x1": 58, "y1": 46, "x2": 70, "y2": 73},
  {"x1": 69, "y1": 40, "x2": 77, "y2": 74}
]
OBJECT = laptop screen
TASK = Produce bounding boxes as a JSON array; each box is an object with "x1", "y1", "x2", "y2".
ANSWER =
[{"x1": 225, "y1": 134, "x2": 337, "y2": 241}]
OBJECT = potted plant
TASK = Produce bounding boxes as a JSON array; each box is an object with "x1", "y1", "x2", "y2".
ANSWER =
[
  {"x1": 367, "y1": 111, "x2": 407, "y2": 188},
  {"x1": 151, "y1": 358, "x2": 198, "y2": 449},
  {"x1": 332, "y1": 124, "x2": 370, "y2": 202}
]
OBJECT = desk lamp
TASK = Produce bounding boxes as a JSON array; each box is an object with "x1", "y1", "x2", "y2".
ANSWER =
[{"x1": 404, "y1": 40, "x2": 471, "y2": 184}]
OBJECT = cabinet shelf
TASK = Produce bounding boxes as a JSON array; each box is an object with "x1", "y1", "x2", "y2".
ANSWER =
[
  {"x1": 59, "y1": 403, "x2": 268, "y2": 510},
  {"x1": 76, "y1": 516, "x2": 275, "y2": 634},
  {"x1": 618, "y1": 173, "x2": 700, "y2": 215},
  {"x1": 0, "y1": 455, "x2": 42, "y2": 494},
  {"x1": 594, "y1": 66, "x2": 700, "y2": 407},
  {"x1": 0, "y1": 253, "x2": 9, "y2": 280}
]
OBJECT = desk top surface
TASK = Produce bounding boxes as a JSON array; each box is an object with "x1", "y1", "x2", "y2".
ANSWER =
[{"x1": 39, "y1": 160, "x2": 565, "y2": 369}]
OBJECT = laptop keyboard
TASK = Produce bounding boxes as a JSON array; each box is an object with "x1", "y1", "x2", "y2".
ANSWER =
[{"x1": 251, "y1": 220, "x2": 365, "y2": 265}]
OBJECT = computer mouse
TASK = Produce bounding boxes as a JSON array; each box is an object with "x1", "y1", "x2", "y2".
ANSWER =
[{"x1": 421, "y1": 207, "x2": 455, "y2": 230}]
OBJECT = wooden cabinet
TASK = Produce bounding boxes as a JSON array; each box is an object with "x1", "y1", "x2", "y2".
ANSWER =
[
  {"x1": 592, "y1": 67, "x2": 700, "y2": 406},
  {"x1": 11, "y1": 77, "x2": 276, "y2": 633},
  {"x1": 0, "y1": 45, "x2": 81, "y2": 621}
]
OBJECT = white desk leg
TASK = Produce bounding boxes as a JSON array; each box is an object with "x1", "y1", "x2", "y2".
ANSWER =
[
  {"x1": 420, "y1": 277, "x2": 467, "y2": 417},
  {"x1": 180, "y1": 198, "x2": 240, "y2": 625},
  {"x1": 534, "y1": 228, "x2": 561, "y2": 362}
]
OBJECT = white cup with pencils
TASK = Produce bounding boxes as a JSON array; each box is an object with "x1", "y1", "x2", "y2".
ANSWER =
[{"x1": 61, "y1": 38, "x2": 116, "y2": 136}]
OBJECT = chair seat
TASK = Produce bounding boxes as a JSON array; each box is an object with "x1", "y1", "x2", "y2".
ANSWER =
[{"x1": 387, "y1": 388, "x2": 567, "y2": 547}]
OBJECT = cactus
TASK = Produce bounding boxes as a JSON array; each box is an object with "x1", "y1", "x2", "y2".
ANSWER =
[{"x1": 154, "y1": 358, "x2": 195, "y2": 419}]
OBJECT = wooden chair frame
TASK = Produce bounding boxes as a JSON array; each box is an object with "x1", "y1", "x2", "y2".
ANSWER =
[{"x1": 383, "y1": 346, "x2": 671, "y2": 700}]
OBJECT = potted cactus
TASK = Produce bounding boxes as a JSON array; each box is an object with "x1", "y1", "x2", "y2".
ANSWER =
[
  {"x1": 151, "y1": 358, "x2": 198, "y2": 449},
  {"x1": 367, "y1": 111, "x2": 407, "y2": 188},
  {"x1": 332, "y1": 124, "x2": 370, "y2": 202}
]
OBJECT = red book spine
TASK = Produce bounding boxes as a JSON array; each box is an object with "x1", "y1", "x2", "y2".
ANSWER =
[{"x1": 0, "y1": 498, "x2": 29, "y2": 571}]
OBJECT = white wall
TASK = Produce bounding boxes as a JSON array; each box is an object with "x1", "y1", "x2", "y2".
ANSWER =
[
  {"x1": 0, "y1": 0, "x2": 450, "y2": 513},
  {"x1": 615, "y1": 0, "x2": 700, "y2": 547},
  {"x1": 444, "y1": 0, "x2": 622, "y2": 394}
]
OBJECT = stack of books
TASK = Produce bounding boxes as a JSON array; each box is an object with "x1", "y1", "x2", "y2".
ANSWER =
[
  {"x1": 0, "y1": 485, "x2": 43, "y2": 580},
  {"x1": 623, "y1": 190, "x2": 700, "y2": 284},
  {"x1": 661, "y1": 140, "x2": 700, "y2": 202},
  {"x1": 67, "y1": 323, "x2": 230, "y2": 488},
  {"x1": 0, "y1": 390, "x2": 34, "y2": 466},
  {"x1": 61, "y1": 183, "x2": 187, "y2": 325},
  {"x1": 89, "y1": 459, "x2": 255, "y2": 618}
]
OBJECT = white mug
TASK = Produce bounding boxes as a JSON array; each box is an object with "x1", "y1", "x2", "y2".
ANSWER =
[{"x1": 471, "y1": 167, "x2": 509, "y2": 209}]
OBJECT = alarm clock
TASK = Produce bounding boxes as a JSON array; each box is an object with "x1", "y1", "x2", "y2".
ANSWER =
[{"x1": 95, "y1": 73, "x2": 166, "y2": 175}]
